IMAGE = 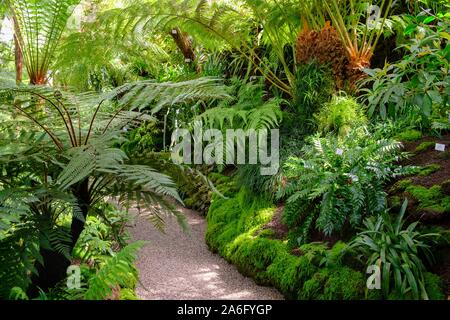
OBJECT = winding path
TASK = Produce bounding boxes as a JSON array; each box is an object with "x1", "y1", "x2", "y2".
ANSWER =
[{"x1": 129, "y1": 206, "x2": 283, "y2": 300}]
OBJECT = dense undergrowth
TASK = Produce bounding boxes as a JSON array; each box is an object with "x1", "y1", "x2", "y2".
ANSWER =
[
  {"x1": 0, "y1": 0, "x2": 449, "y2": 300},
  {"x1": 206, "y1": 179, "x2": 446, "y2": 300}
]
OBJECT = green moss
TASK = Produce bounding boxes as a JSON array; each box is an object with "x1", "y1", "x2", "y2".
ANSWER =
[
  {"x1": 415, "y1": 141, "x2": 435, "y2": 153},
  {"x1": 442, "y1": 180, "x2": 450, "y2": 196},
  {"x1": 257, "y1": 229, "x2": 276, "y2": 239},
  {"x1": 389, "y1": 179, "x2": 413, "y2": 193},
  {"x1": 390, "y1": 180, "x2": 450, "y2": 214},
  {"x1": 439, "y1": 151, "x2": 450, "y2": 160},
  {"x1": 207, "y1": 197, "x2": 240, "y2": 226},
  {"x1": 298, "y1": 269, "x2": 330, "y2": 300},
  {"x1": 389, "y1": 195, "x2": 402, "y2": 208},
  {"x1": 206, "y1": 188, "x2": 274, "y2": 246},
  {"x1": 323, "y1": 241, "x2": 350, "y2": 267},
  {"x1": 267, "y1": 253, "x2": 317, "y2": 298},
  {"x1": 299, "y1": 242, "x2": 328, "y2": 265},
  {"x1": 395, "y1": 129, "x2": 423, "y2": 142},
  {"x1": 205, "y1": 222, "x2": 226, "y2": 252},
  {"x1": 206, "y1": 186, "x2": 367, "y2": 300},
  {"x1": 406, "y1": 185, "x2": 450, "y2": 214},
  {"x1": 424, "y1": 272, "x2": 446, "y2": 300},
  {"x1": 231, "y1": 238, "x2": 280, "y2": 284},
  {"x1": 298, "y1": 267, "x2": 365, "y2": 300},
  {"x1": 322, "y1": 267, "x2": 366, "y2": 300},
  {"x1": 417, "y1": 164, "x2": 441, "y2": 176}
]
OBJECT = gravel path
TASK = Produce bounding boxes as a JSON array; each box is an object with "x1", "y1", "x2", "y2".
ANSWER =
[{"x1": 129, "y1": 206, "x2": 284, "y2": 300}]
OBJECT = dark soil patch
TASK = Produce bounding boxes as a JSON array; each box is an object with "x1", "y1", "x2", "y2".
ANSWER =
[
  {"x1": 308, "y1": 225, "x2": 354, "y2": 249},
  {"x1": 387, "y1": 134, "x2": 450, "y2": 223},
  {"x1": 402, "y1": 134, "x2": 450, "y2": 188},
  {"x1": 388, "y1": 134, "x2": 450, "y2": 299},
  {"x1": 263, "y1": 205, "x2": 289, "y2": 240}
]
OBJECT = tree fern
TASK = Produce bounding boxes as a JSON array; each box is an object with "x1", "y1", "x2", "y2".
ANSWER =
[
  {"x1": 98, "y1": 0, "x2": 297, "y2": 94},
  {"x1": 0, "y1": 73, "x2": 229, "y2": 290},
  {"x1": 6, "y1": 0, "x2": 81, "y2": 84}
]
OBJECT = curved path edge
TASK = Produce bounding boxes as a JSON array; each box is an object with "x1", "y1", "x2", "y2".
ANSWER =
[{"x1": 128, "y1": 205, "x2": 284, "y2": 300}]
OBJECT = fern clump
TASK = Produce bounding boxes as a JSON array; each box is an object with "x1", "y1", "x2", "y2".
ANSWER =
[
  {"x1": 315, "y1": 95, "x2": 368, "y2": 137},
  {"x1": 84, "y1": 241, "x2": 145, "y2": 300},
  {"x1": 279, "y1": 128, "x2": 410, "y2": 242},
  {"x1": 199, "y1": 78, "x2": 283, "y2": 130}
]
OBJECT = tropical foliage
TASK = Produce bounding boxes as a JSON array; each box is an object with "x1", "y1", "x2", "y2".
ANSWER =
[
  {"x1": 278, "y1": 128, "x2": 409, "y2": 242},
  {"x1": 0, "y1": 0, "x2": 448, "y2": 301},
  {"x1": 350, "y1": 200, "x2": 441, "y2": 300}
]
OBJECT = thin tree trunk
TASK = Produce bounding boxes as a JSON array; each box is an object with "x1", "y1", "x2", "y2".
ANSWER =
[
  {"x1": 13, "y1": 17, "x2": 23, "y2": 85},
  {"x1": 170, "y1": 27, "x2": 197, "y2": 68}
]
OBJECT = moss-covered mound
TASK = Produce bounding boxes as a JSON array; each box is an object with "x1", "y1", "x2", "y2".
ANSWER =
[
  {"x1": 206, "y1": 187, "x2": 368, "y2": 300},
  {"x1": 388, "y1": 134, "x2": 450, "y2": 296}
]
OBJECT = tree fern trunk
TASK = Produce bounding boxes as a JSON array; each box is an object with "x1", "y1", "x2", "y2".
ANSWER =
[
  {"x1": 29, "y1": 180, "x2": 91, "y2": 296},
  {"x1": 28, "y1": 249, "x2": 71, "y2": 297},
  {"x1": 13, "y1": 17, "x2": 23, "y2": 85},
  {"x1": 71, "y1": 179, "x2": 90, "y2": 248}
]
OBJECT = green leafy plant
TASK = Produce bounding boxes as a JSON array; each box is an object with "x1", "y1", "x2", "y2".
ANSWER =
[
  {"x1": 83, "y1": 241, "x2": 144, "y2": 300},
  {"x1": 0, "y1": 77, "x2": 227, "y2": 292},
  {"x1": 279, "y1": 128, "x2": 410, "y2": 242},
  {"x1": 359, "y1": 12, "x2": 449, "y2": 121},
  {"x1": 350, "y1": 200, "x2": 441, "y2": 299},
  {"x1": 0, "y1": 220, "x2": 41, "y2": 298},
  {"x1": 7, "y1": 0, "x2": 81, "y2": 84},
  {"x1": 315, "y1": 94, "x2": 368, "y2": 137},
  {"x1": 291, "y1": 61, "x2": 334, "y2": 133}
]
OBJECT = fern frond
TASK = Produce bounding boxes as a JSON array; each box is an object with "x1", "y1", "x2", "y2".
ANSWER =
[
  {"x1": 117, "y1": 165, "x2": 181, "y2": 203},
  {"x1": 7, "y1": 0, "x2": 81, "y2": 84},
  {"x1": 84, "y1": 241, "x2": 145, "y2": 300}
]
